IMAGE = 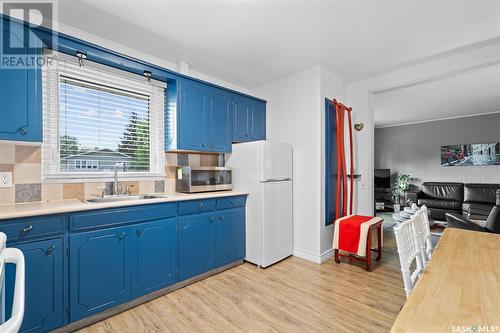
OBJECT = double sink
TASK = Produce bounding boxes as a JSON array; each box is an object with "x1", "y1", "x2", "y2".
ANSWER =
[{"x1": 84, "y1": 194, "x2": 168, "y2": 204}]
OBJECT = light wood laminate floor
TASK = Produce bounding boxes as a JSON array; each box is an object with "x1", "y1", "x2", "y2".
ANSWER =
[{"x1": 78, "y1": 229, "x2": 406, "y2": 333}]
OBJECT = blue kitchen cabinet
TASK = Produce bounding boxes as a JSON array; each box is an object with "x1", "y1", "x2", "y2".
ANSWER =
[
  {"x1": 232, "y1": 95, "x2": 266, "y2": 142},
  {"x1": 179, "y1": 213, "x2": 216, "y2": 280},
  {"x1": 5, "y1": 238, "x2": 63, "y2": 333},
  {"x1": 207, "y1": 87, "x2": 232, "y2": 152},
  {"x1": 131, "y1": 218, "x2": 178, "y2": 298},
  {"x1": 215, "y1": 208, "x2": 246, "y2": 267},
  {"x1": 232, "y1": 94, "x2": 250, "y2": 142},
  {"x1": 251, "y1": 101, "x2": 266, "y2": 141},
  {"x1": 178, "y1": 78, "x2": 208, "y2": 150},
  {"x1": 0, "y1": 16, "x2": 42, "y2": 142},
  {"x1": 70, "y1": 225, "x2": 132, "y2": 322},
  {"x1": 178, "y1": 79, "x2": 232, "y2": 153}
]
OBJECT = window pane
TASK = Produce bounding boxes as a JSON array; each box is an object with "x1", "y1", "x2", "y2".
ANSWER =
[{"x1": 59, "y1": 78, "x2": 151, "y2": 173}]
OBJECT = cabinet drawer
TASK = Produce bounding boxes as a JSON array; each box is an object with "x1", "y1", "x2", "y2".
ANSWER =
[
  {"x1": 0, "y1": 215, "x2": 64, "y2": 243},
  {"x1": 216, "y1": 196, "x2": 247, "y2": 210},
  {"x1": 70, "y1": 202, "x2": 177, "y2": 231},
  {"x1": 179, "y1": 199, "x2": 216, "y2": 216}
]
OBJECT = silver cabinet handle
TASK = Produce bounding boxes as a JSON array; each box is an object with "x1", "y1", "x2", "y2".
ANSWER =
[
  {"x1": 18, "y1": 126, "x2": 28, "y2": 135},
  {"x1": 44, "y1": 245, "x2": 55, "y2": 255},
  {"x1": 230, "y1": 199, "x2": 234, "y2": 205},
  {"x1": 136, "y1": 229, "x2": 142, "y2": 237},
  {"x1": 118, "y1": 232, "x2": 126, "y2": 240},
  {"x1": 209, "y1": 216, "x2": 214, "y2": 223},
  {"x1": 22, "y1": 225, "x2": 33, "y2": 233},
  {"x1": 219, "y1": 215, "x2": 224, "y2": 221},
  {"x1": 198, "y1": 202, "x2": 204, "y2": 209}
]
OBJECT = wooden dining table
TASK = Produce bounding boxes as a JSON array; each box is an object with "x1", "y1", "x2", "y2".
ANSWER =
[{"x1": 391, "y1": 228, "x2": 500, "y2": 333}]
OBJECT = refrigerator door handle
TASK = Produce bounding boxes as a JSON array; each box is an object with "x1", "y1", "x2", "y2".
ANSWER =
[{"x1": 261, "y1": 178, "x2": 292, "y2": 183}]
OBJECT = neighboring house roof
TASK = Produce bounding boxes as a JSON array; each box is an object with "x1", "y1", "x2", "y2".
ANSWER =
[{"x1": 62, "y1": 148, "x2": 134, "y2": 160}]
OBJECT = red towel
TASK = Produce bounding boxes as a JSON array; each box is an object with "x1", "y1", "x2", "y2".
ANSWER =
[{"x1": 333, "y1": 215, "x2": 383, "y2": 256}]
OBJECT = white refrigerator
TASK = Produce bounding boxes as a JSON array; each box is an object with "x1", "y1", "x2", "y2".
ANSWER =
[{"x1": 226, "y1": 141, "x2": 293, "y2": 267}]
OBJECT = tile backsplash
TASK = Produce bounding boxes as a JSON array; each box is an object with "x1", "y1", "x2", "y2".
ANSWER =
[{"x1": 0, "y1": 142, "x2": 222, "y2": 205}]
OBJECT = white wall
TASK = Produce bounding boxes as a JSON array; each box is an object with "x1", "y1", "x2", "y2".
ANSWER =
[
  {"x1": 375, "y1": 113, "x2": 500, "y2": 185},
  {"x1": 345, "y1": 42, "x2": 500, "y2": 216},
  {"x1": 252, "y1": 65, "x2": 344, "y2": 263}
]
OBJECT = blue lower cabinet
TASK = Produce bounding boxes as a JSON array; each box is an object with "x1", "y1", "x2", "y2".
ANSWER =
[
  {"x1": 179, "y1": 213, "x2": 216, "y2": 280},
  {"x1": 131, "y1": 218, "x2": 178, "y2": 298},
  {"x1": 6, "y1": 238, "x2": 63, "y2": 333},
  {"x1": 70, "y1": 226, "x2": 132, "y2": 322},
  {"x1": 215, "y1": 208, "x2": 246, "y2": 267}
]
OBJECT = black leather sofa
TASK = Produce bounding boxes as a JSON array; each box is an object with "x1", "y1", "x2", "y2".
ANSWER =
[
  {"x1": 415, "y1": 182, "x2": 500, "y2": 221},
  {"x1": 446, "y1": 190, "x2": 500, "y2": 234}
]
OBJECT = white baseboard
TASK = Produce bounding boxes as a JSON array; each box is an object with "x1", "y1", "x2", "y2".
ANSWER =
[{"x1": 293, "y1": 247, "x2": 334, "y2": 264}]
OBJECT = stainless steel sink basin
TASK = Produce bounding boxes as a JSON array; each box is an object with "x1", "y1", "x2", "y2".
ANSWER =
[{"x1": 84, "y1": 194, "x2": 168, "y2": 204}]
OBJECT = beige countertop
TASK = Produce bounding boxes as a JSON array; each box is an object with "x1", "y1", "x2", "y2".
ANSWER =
[{"x1": 0, "y1": 191, "x2": 249, "y2": 221}]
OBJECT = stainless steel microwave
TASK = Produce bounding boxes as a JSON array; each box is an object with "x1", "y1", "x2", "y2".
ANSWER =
[{"x1": 176, "y1": 166, "x2": 232, "y2": 193}]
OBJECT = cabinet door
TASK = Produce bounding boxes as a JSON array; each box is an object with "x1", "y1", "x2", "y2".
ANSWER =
[
  {"x1": 251, "y1": 101, "x2": 266, "y2": 141},
  {"x1": 0, "y1": 17, "x2": 42, "y2": 142},
  {"x1": 179, "y1": 79, "x2": 209, "y2": 150},
  {"x1": 179, "y1": 213, "x2": 215, "y2": 280},
  {"x1": 131, "y1": 218, "x2": 178, "y2": 298},
  {"x1": 209, "y1": 88, "x2": 232, "y2": 152},
  {"x1": 232, "y1": 95, "x2": 250, "y2": 142},
  {"x1": 70, "y1": 226, "x2": 132, "y2": 322},
  {"x1": 215, "y1": 208, "x2": 246, "y2": 267},
  {"x1": 5, "y1": 239, "x2": 63, "y2": 333}
]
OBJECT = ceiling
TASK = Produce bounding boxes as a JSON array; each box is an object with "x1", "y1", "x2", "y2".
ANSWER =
[
  {"x1": 374, "y1": 65, "x2": 500, "y2": 127},
  {"x1": 57, "y1": 0, "x2": 500, "y2": 88}
]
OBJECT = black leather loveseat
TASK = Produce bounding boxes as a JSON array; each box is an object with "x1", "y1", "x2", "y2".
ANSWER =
[{"x1": 415, "y1": 182, "x2": 500, "y2": 221}]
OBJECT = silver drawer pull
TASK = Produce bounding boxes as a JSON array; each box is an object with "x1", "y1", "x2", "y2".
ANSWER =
[
  {"x1": 219, "y1": 215, "x2": 224, "y2": 221},
  {"x1": 210, "y1": 216, "x2": 214, "y2": 223},
  {"x1": 118, "y1": 232, "x2": 126, "y2": 240},
  {"x1": 22, "y1": 225, "x2": 33, "y2": 233},
  {"x1": 230, "y1": 199, "x2": 234, "y2": 205},
  {"x1": 198, "y1": 202, "x2": 204, "y2": 209}
]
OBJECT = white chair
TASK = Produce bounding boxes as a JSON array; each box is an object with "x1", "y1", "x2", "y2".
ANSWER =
[
  {"x1": 393, "y1": 217, "x2": 424, "y2": 298},
  {"x1": 0, "y1": 232, "x2": 25, "y2": 333},
  {"x1": 413, "y1": 206, "x2": 433, "y2": 266}
]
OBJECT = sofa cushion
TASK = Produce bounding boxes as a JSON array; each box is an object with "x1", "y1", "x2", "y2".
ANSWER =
[
  {"x1": 464, "y1": 183, "x2": 500, "y2": 204},
  {"x1": 421, "y1": 182, "x2": 464, "y2": 202},
  {"x1": 462, "y1": 202, "x2": 494, "y2": 215},
  {"x1": 418, "y1": 198, "x2": 462, "y2": 210}
]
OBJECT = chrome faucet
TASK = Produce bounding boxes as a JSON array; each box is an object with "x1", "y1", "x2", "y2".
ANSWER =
[{"x1": 113, "y1": 162, "x2": 124, "y2": 195}]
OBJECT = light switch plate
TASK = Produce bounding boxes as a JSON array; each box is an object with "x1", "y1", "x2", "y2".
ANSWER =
[{"x1": 0, "y1": 172, "x2": 13, "y2": 188}]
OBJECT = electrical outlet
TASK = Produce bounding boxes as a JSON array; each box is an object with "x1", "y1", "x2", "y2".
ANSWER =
[{"x1": 0, "y1": 172, "x2": 13, "y2": 188}]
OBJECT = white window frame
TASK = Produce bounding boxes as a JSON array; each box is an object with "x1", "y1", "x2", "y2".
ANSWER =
[{"x1": 42, "y1": 51, "x2": 165, "y2": 181}]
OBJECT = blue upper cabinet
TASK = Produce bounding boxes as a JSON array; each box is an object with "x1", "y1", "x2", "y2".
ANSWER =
[
  {"x1": 131, "y1": 218, "x2": 178, "y2": 298},
  {"x1": 232, "y1": 94, "x2": 250, "y2": 142},
  {"x1": 178, "y1": 78, "x2": 208, "y2": 150},
  {"x1": 6, "y1": 238, "x2": 64, "y2": 333},
  {"x1": 251, "y1": 100, "x2": 266, "y2": 141},
  {"x1": 177, "y1": 78, "x2": 232, "y2": 153},
  {"x1": 232, "y1": 95, "x2": 266, "y2": 143},
  {"x1": 207, "y1": 87, "x2": 232, "y2": 152},
  {"x1": 70, "y1": 226, "x2": 132, "y2": 322},
  {"x1": 0, "y1": 17, "x2": 42, "y2": 142}
]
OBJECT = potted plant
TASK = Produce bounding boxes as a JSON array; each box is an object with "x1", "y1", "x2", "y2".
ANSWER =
[{"x1": 391, "y1": 174, "x2": 414, "y2": 213}]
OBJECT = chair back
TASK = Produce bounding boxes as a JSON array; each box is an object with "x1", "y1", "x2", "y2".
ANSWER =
[
  {"x1": 414, "y1": 206, "x2": 433, "y2": 265},
  {"x1": 485, "y1": 190, "x2": 500, "y2": 234},
  {"x1": 394, "y1": 217, "x2": 424, "y2": 298},
  {"x1": 0, "y1": 232, "x2": 25, "y2": 333}
]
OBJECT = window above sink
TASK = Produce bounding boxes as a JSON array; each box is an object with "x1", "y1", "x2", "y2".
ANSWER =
[{"x1": 42, "y1": 51, "x2": 166, "y2": 181}]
